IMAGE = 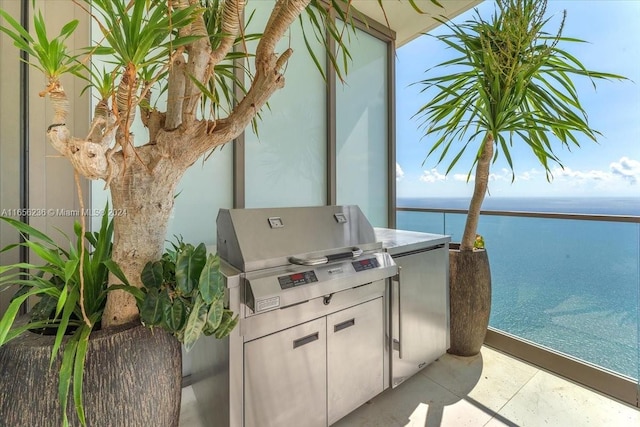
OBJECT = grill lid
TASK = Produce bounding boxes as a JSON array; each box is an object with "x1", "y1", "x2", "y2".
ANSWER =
[{"x1": 216, "y1": 205, "x2": 381, "y2": 272}]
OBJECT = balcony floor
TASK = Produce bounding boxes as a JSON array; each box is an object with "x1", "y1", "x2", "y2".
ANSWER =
[{"x1": 179, "y1": 346, "x2": 639, "y2": 427}]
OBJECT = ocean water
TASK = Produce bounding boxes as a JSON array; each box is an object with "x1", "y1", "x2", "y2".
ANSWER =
[{"x1": 396, "y1": 197, "x2": 640, "y2": 380}]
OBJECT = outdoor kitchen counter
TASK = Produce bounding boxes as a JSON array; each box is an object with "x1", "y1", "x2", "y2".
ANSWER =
[
  {"x1": 374, "y1": 227, "x2": 451, "y2": 388},
  {"x1": 374, "y1": 227, "x2": 450, "y2": 254}
]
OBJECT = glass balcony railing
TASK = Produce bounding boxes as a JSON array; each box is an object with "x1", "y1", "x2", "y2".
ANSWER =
[{"x1": 397, "y1": 208, "x2": 640, "y2": 385}]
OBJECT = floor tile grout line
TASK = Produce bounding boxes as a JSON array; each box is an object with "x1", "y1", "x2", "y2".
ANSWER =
[{"x1": 482, "y1": 368, "x2": 542, "y2": 427}]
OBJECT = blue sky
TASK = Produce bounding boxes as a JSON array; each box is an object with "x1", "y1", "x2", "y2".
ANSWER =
[{"x1": 395, "y1": 0, "x2": 640, "y2": 198}]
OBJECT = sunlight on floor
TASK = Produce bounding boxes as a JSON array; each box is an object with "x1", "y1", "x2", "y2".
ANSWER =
[{"x1": 181, "y1": 346, "x2": 640, "y2": 427}]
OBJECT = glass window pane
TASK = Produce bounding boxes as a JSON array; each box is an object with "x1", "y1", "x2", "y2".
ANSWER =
[
  {"x1": 336, "y1": 28, "x2": 388, "y2": 227},
  {"x1": 244, "y1": 0, "x2": 327, "y2": 208},
  {"x1": 167, "y1": 150, "x2": 233, "y2": 246}
]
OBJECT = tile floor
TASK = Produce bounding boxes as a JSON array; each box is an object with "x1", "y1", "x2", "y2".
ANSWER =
[{"x1": 179, "y1": 346, "x2": 639, "y2": 427}]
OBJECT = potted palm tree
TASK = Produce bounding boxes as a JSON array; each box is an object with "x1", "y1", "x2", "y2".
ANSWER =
[
  {"x1": 414, "y1": 0, "x2": 626, "y2": 356},
  {"x1": 0, "y1": 0, "x2": 441, "y2": 425}
]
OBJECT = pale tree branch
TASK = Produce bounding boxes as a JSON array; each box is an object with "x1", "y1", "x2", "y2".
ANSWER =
[
  {"x1": 210, "y1": 0, "x2": 246, "y2": 64},
  {"x1": 46, "y1": 83, "x2": 118, "y2": 182},
  {"x1": 256, "y1": 0, "x2": 310, "y2": 65},
  {"x1": 181, "y1": 9, "x2": 213, "y2": 126},
  {"x1": 171, "y1": 0, "x2": 310, "y2": 168},
  {"x1": 165, "y1": 53, "x2": 187, "y2": 130}
]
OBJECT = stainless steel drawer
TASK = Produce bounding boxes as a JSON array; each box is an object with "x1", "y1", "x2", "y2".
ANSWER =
[
  {"x1": 244, "y1": 317, "x2": 327, "y2": 427},
  {"x1": 328, "y1": 297, "x2": 384, "y2": 425}
]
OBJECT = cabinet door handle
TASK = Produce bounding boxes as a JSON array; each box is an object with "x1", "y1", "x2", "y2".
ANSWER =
[
  {"x1": 293, "y1": 332, "x2": 319, "y2": 349},
  {"x1": 333, "y1": 318, "x2": 355, "y2": 333},
  {"x1": 392, "y1": 269, "x2": 404, "y2": 359}
]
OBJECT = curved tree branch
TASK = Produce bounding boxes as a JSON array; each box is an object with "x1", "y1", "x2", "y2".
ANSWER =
[
  {"x1": 256, "y1": 0, "x2": 310, "y2": 65},
  {"x1": 210, "y1": 0, "x2": 246, "y2": 64},
  {"x1": 171, "y1": 0, "x2": 309, "y2": 168}
]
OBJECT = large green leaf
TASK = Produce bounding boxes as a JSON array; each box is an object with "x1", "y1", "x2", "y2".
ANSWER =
[
  {"x1": 140, "y1": 261, "x2": 164, "y2": 290},
  {"x1": 175, "y1": 243, "x2": 207, "y2": 295},
  {"x1": 139, "y1": 288, "x2": 163, "y2": 326},
  {"x1": 214, "y1": 310, "x2": 238, "y2": 340},
  {"x1": 64, "y1": 258, "x2": 79, "y2": 283},
  {"x1": 29, "y1": 293, "x2": 59, "y2": 322},
  {"x1": 23, "y1": 239, "x2": 65, "y2": 270},
  {"x1": 183, "y1": 296, "x2": 208, "y2": 352},
  {"x1": 162, "y1": 295, "x2": 187, "y2": 332},
  {"x1": 198, "y1": 254, "x2": 223, "y2": 304},
  {"x1": 204, "y1": 298, "x2": 224, "y2": 335}
]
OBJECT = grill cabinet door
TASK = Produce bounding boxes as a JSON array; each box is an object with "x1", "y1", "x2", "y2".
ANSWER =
[
  {"x1": 327, "y1": 297, "x2": 384, "y2": 425},
  {"x1": 244, "y1": 317, "x2": 327, "y2": 427},
  {"x1": 392, "y1": 245, "x2": 448, "y2": 387}
]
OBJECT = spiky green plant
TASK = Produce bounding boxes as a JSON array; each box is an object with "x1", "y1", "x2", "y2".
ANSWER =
[
  {"x1": 415, "y1": 0, "x2": 626, "y2": 251},
  {"x1": 0, "y1": 9, "x2": 79, "y2": 84},
  {"x1": 0, "y1": 207, "x2": 136, "y2": 427}
]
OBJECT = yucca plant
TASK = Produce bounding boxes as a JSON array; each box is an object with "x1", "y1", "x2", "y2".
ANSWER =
[
  {"x1": 415, "y1": 0, "x2": 626, "y2": 252},
  {"x1": 413, "y1": 0, "x2": 626, "y2": 356}
]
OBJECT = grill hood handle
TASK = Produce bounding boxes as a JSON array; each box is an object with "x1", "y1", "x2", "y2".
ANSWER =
[{"x1": 289, "y1": 248, "x2": 363, "y2": 266}]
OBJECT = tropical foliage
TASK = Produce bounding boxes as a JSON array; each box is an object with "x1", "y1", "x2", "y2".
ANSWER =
[
  {"x1": 0, "y1": 208, "x2": 132, "y2": 426},
  {"x1": 415, "y1": 0, "x2": 626, "y2": 250},
  {"x1": 136, "y1": 239, "x2": 237, "y2": 351},
  {"x1": 0, "y1": 0, "x2": 439, "y2": 328}
]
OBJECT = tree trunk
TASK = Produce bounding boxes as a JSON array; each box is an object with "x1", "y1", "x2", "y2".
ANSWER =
[
  {"x1": 460, "y1": 133, "x2": 494, "y2": 251},
  {"x1": 103, "y1": 155, "x2": 184, "y2": 327}
]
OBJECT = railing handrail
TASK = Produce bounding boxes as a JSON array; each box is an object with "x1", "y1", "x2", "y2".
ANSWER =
[{"x1": 396, "y1": 206, "x2": 640, "y2": 224}]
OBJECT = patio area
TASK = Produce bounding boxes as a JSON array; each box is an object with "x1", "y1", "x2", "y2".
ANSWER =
[{"x1": 179, "y1": 345, "x2": 639, "y2": 427}]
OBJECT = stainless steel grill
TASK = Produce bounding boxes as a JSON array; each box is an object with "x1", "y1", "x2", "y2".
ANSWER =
[
  {"x1": 192, "y1": 205, "x2": 397, "y2": 427},
  {"x1": 191, "y1": 206, "x2": 451, "y2": 427},
  {"x1": 216, "y1": 205, "x2": 396, "y2": 316}
]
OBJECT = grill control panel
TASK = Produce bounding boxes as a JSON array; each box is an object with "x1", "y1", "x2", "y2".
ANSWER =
[
  {"x1": 278, "y1": 271, "x2": 319, "y2": 289},
  {"x1": 352, "y1": 257, "x2": 380, "y2": 272}
]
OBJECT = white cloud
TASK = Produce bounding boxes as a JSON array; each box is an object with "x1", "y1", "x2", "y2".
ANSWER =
[
  {"x1": 610, "y1": 157, "x2": 640, "y2": 184},
  {"x1": 517, "y1": 169, "x2": 543, "y2": 181},
  {"x1": 419, "y1": 168, "x2": 446, "y2": 183},
  {"x1": 452, "y1": 168, "x2": 513, "y2": 182},
  {"x1": 489, "y1": 168, "x2": 512, "y2": 182},
  {"x1": 396, "y1": 163, "x2": 405, "y2": 181},
  {"x1": 403, "y1": 158, "x2": 639, "y2": 198},
  {"x1": 549, "y1": 157, "x2": 640, "y2": 186},
  {"x1": 552, "y1": 167, "x2": 611, "y2": 181},
  {"x1": 453, "y1": 173, "x2": 472, "y2": 182}
]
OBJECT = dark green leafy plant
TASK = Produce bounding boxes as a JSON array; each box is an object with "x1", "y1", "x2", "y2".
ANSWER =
[
  {"x1": 0, "y1": 208, "x2": 132, "y2": 427},
  {"x1": 136, "y1": 238, "x2": 237, "y2": 351}
]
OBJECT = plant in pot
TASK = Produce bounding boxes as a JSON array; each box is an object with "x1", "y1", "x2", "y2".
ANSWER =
[
  {"x1": 0, "y1": 0, "x2": 439, "y2": 425},
  {"x1": 0, "y1": 208, "x2": 235, "y2": 426},
  {"x1": 414, "y1": 0, "x2": 626, "y2": 356}
]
